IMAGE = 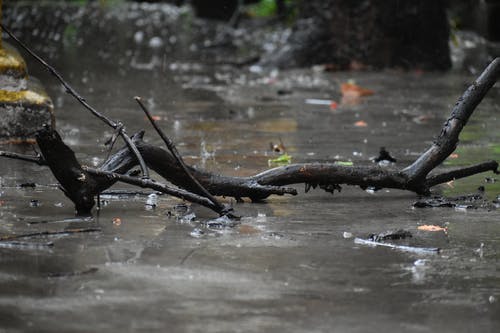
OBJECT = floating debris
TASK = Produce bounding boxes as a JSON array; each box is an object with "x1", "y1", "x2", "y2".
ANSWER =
[
  {"x1": 305, "y1": 98, "x2": 338, "y2": 110},
  {"x1": 145, "y1": 193, "x2": 158, "y2": 210},
  {"x1": 202, "y1": 215, "x2": 237, "y2": 229},
  {"x1": 368, "y1": 229, "x2": 412, "y2": 242},
  {"x1": 342, "y1": 231, "x2": 353, "y2": 239},
  {"x1": 413, "y1": 187, "x2": 493, "y2": 210},
  {"x1": 354, "y1": 238, "x2": 439, "y2": 254},
  {"x1": 29, "y1": 199, "x2": 40, "y2": 207},
  {"x1": 268, "y1": 153, "x2": 292, "y2": 166},
  {"x1": 0, "y1": 241, "x2": 54, "y2": 249},
  {"x1": 334, "y1": 161, "x2": 354, "y2": 166},
  {"x1": 341, "y1": 81, "x2": 374, "y2": 98},
  {"x1": 27, "y1": 216, "x2": 93, "y2": 225},
  {"x1": 180, "y1": 212, "x2": 197, "y2": 223},
  {"x1": 417, "y1": 225, "x2": 447, "y2": 232},
  {"x1": 190, "y1": 228, "x2": 204, "y2": 238},
  {"x1": 354, "y1": 120, "x2": 368, "y2": 127},
  {"x1": 47, "y1": 267, "x2": 98, "y2": 278}
]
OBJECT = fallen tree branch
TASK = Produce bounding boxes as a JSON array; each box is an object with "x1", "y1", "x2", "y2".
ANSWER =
[
  {"x1": 0, "y1": 59, "x2": 498, "y2": 215},
  {"x1": 99, "y1": 58, "x2": 499, "y2": 198}
]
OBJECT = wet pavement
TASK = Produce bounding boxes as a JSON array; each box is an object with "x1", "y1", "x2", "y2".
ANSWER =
[{"x1": 0, "y1": 2, "x2": 499, "y2": 332}]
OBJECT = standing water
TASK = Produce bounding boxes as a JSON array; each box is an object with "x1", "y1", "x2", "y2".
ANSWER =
[{"x1": 0, "y1": 3, "x2": 499, "y2": 332}]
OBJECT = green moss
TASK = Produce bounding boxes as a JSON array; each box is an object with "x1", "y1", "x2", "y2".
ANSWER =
[
  {"x1": 247, "y1": 0, "x2": 297, "y2": 20},
  {"x1": 248, "y1": 0, "x2": 277, "y2": 17}
]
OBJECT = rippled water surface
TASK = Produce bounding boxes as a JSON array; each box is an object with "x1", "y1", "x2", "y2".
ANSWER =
[{"x1": 0, "y1": 3, "x2": 499, "y2": 332}]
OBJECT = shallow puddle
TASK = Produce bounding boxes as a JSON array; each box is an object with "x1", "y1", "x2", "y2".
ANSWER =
[{"x1": 0, "y1": 3, "x2": 499, "y2": 332}]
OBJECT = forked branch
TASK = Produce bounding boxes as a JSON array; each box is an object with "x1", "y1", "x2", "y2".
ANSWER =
[{"x1": 0, "y1": 57, "x2": 498, "y2": 215}]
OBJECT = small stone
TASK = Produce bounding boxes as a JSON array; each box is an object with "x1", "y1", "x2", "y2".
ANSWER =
[
  {"x1": 29, "y1": 199, "x2": 40, "y2": 207},
  {"x1": 343, "y1": 231, "x2": 353, "y2": 239}
]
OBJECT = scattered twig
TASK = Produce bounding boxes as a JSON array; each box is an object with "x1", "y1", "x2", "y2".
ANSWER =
[
  {"x1": 0, "y1": 24, "x2": 150, "y2": 179},
  {"x1": 0, "y1": 227, "x2": 101, "y2": 242},
  {"x1": 0, "y1": 150, "x2": 46, "y2": 165},
  {"x1": 46, "y1": 267, "x2": 98, "y2": 278},
  {"x1": 354, "y1": 238, "x2": 440, "y2": 254},
  {"x1": 100, "y1": 190, "x2": 164, "y2": 197},
  {"x1": 0, "y1": 241, "x2": 54, "y2": 249},
  {"x1": 26, "y1": 216, "x2": 94, "y2": 225}
]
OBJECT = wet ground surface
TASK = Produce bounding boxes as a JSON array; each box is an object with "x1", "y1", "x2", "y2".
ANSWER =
[{"x1": 1, "y1": 3, "x2": 500, "y2": 332}]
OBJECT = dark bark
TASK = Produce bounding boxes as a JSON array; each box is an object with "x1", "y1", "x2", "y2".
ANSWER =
[
  {"x1": 33, "y1": 129, "x2": 231, "y2": 215},
  {"x1": 103, "y1": 134, "x2": 298, "y2": 201},
  {"x1": 402, "y1": 57, "x2": 500, "y2": 187},
  {"x1": 35, "y1": 126, "x2": 102, "y2": 215},
  {"x1": 261, "y1": 0, "x2": 451, "y2": 70}
]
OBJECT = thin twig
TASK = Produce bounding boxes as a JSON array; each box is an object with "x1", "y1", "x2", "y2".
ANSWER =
[
  {"x1": 403, "y1": 57, "x2": 500, "y2": 183},
  {"x1": 0, "y1": 241, "x2": 54, "y2": 249},
  {"x1": 0, "y1": 150, "x2": 46, "y2": 165},
  {"x1": 1, "y1": 24, "x2": 150, "y2": 178},
  {"x1": 135, "y1": 96, "x2": 228, "y2": 214},
  {"x1": 425, "y1": 160, "x2": 499, "y2": 187},
  {"x1": 47, "y1": 267, "x2": 98, "y2": 278},
  {"x1": 26, "y1": 216, "x2": 94, "y2": 225},
  {"x1": 83, "y1": 166, "x2": 227, "y2": 213},
  {"x1": 354, "y1": 238, "x2": 440, "y2": 254},
  {"x1": 0, "y1": 227, "x2": 101, "y2": 242}
]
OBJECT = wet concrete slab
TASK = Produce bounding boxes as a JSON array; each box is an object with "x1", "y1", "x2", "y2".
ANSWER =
[{"x1": 0, "y1": 2, "x2": 499, "y2": 332}]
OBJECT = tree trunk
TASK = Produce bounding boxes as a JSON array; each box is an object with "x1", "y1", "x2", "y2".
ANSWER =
[{"x1": 261, "y1": 0, "x2": 451, "y2": 70}]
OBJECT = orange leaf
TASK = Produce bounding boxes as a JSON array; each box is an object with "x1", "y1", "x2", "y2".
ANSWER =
[
  {"x1": 354, "y1": 120, "x2": 368, "y2": 127},
  {"x1": 145, "y1": 115, "x2": 162, "y2": 121},
  {"x1": 341, "y1": 82, "x2": 374, "y2": 98},
  {"x1": 449, "y1": 153, "x2": 459, "y2": 159},
  {"x1": 418, "y1": 225, "x2": 447, "y2": 232},
  {"x1": 112, "y1": 217, "x2": 122, "y2": 226}
]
